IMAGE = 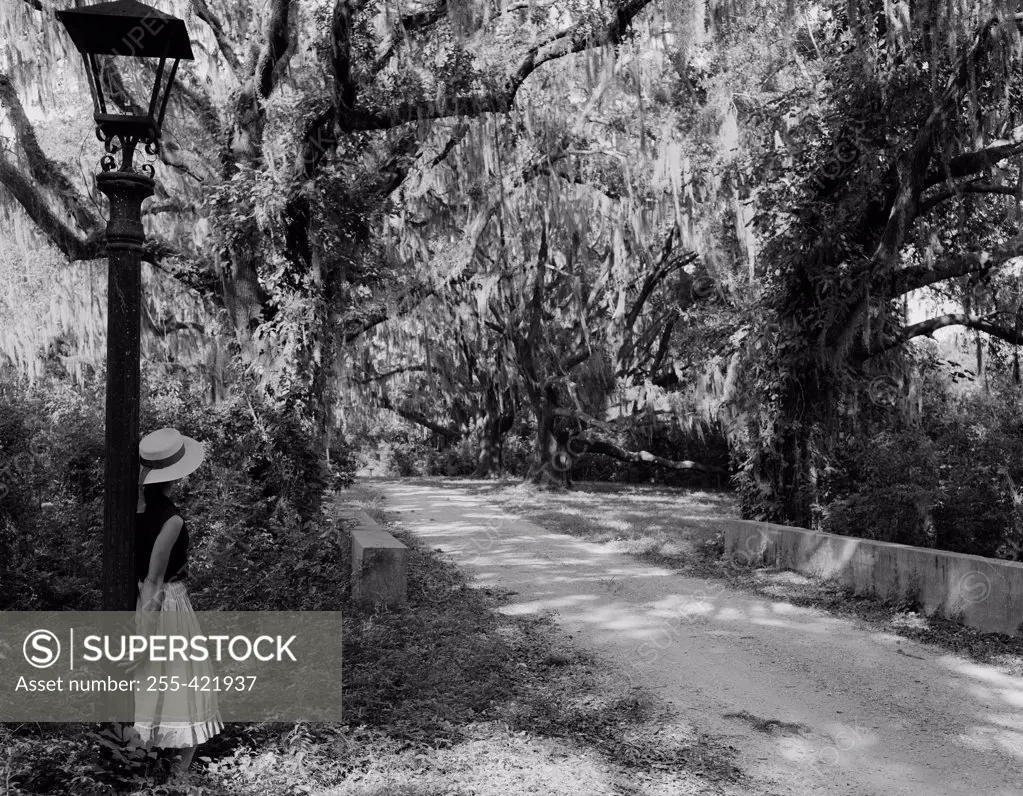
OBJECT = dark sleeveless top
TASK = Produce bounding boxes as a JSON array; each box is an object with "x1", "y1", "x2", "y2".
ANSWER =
[{"x1": 135, "y1": 490, "x2": 189, "y2": 583}]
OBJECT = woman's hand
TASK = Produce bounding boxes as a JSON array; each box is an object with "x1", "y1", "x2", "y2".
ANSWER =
[
  {"x1": 122, "y1": 578, "x2": 164, "y2": 676},
  {"x1": 116, "y1": 655, "x2": 145, "y2": 676},
  {"x1": 137, "y1": 578, "x2": 164, "y2": 636},
  {"x1": 139, "y1": 578, "x2": 165, "y2": 612}
]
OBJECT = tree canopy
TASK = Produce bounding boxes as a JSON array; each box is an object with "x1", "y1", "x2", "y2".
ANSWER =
[{"x1": 5, "y1": 0, "x2": 1023, "y2": 526}]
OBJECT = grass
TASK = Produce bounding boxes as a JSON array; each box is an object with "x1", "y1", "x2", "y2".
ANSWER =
[{"x1": 1, "y1": 482, "x2": 747, "y2": 796}]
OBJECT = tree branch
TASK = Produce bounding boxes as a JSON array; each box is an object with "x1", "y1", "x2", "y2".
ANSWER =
[
  {"x1": 552, "y1": 406, "x2": 612, "y2": 432},
  {"x1": 342, "y1": 283, "x2": 435, "y2": 343},
  {"x1": 257, "y1": 0, "x2": 295, "y2": 100},
  {"x1": 0, "y1": 140, "x2": 224, "y2": 308},
  {"x1": 355, "y1": 364, "x2": 426, "y2": 383},
  {"x1": 923, "y1": 136, "x2": 1023, "y2": 190},
  {"x1": 920, "y1": 181, "x2": 1018, "y2": 215},
  {"x1": 377, "y1": 395, "x2": 462, "y2": 439},
  {"x1": 623, "y1": 230, "x2": 674, "y2": 332},
  {"x1": 428, "y1": 122, "x2": 470, "y2": 169},
  {"x1": 398, "y1": 1, "x2": 448, "y2": 32},
  {"x1": 374, "y1": 130, "x2": 421, "y2": 196},
  {"x1": 0, "y1": 156, "x2": 102, "y2": 261},
  {"x1": 192, "y1": 0, "x2": 242, "y2": 78},
  {"x1": 649, "y1": 317, "x2": 676, "y2": 376},
  {"x1": 142, "y1": 249, "x2": 223, "y2": 305},
  {"x1": 574, "y1": 434, "x2": 727, "y2": 475},
  {"x1": 864, "y1": 312, "x2": 1023, "y2": 357},
  {"x1": 141, "y1": 300, "x2": 207, "y2": 338},
  {"x1": 883, "y1": 240, "x2": 1023, "y2": 298},
  {"x1": 337, "y1": 0, "x2": 654, "y2": 131},
  {"x1": 332, "y1": 0, "x2": 357, "y2": 120},
  {"x1": 294, "y1": 108, "x2": 336, "y2": 180},
  {"x1": 0, "y1": 71, "x2": 99, "y2": 233}
]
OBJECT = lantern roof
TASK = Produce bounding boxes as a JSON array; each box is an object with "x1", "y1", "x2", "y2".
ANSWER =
[{"x1": 56, "y1": 1, "x2": 194, "y2": 60}]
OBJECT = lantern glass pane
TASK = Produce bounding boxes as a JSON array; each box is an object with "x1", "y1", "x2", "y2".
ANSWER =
[
  {"x1": 91, "y1": 52, "x2": 156, "y2": 118},
  {"x1": 84, "y1": 54, "x2": 106, "y2": 116},
  {"x1": 88, "y1": 52, "x2": 178, "y2": 140}
]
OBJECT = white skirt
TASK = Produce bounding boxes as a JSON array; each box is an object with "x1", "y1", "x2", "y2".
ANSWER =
[{"x1": 133, "y1": 580, "x2": 224, "y2": 748}]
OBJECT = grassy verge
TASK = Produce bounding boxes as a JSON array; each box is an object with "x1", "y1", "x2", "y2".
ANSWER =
[
  {"x1": 1, "y1": 482, "x2": 747, "y2": 796},
  {"x1": 456, "y1": 478, "x2": 1023, "y2": 677}
]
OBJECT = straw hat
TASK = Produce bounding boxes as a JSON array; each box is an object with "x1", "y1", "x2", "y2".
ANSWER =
[{"x1": 137, "y1": 428, "x2": 205, "y2": 512}]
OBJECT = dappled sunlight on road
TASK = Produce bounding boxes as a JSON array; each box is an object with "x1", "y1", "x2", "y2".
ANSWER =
[
  {"x1": 374, "y1": 478, "x2": 1023, "y2": 795},
  {"x1": 645, "y1": 595, "x2": 720, "y2": 619},
  {"x1": 938, "y1": 657, "x2": 1023, "y2": 759},
  {"x1": 384, "y1": 483, "x2": 920, "y2": 644},
  {"x1": 499, "y1": 593, "x2": 605, "y2": 615}
]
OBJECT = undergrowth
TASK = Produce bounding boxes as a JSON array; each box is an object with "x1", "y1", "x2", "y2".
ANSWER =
[{"x1": 1, "y1": 486, "x2": 746, "y2": 796}]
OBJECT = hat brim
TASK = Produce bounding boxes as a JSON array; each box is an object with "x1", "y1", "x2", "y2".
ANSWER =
[{"x1": 141, "y1": 435, "x2": 205, "y2": 485}]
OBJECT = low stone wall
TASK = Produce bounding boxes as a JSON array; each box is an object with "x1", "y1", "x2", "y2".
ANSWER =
[
  {"x1": 713, "y1": 519, "x2": 1023, "y2": 637},
  {"x1": 339, "y1": 506, "x2": 408, "y2": 608}
]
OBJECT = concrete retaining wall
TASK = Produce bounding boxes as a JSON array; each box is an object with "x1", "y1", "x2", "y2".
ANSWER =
[
  {"x1": 339, "y1": 506, "x2": 408, "y2": 608},
  {"x1": 714, "y1": 519, "x2": 1023, "y2": 637}
]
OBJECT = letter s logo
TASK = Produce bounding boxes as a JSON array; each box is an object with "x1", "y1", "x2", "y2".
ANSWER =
[{"x1": 23, "y1": 629, "x2": 61, "y2": 669}]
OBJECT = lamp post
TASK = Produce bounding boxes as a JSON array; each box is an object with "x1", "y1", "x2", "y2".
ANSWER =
[{"x1": 57, "y1": 1, "x2": 193, "y2": 612}]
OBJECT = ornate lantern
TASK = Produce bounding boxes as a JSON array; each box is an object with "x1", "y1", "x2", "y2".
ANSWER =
[{"x1": 56, "y1": 0, "x2": 194, "y2": 171}]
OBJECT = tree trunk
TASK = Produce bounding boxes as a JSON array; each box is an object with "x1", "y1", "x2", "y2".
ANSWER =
[
  {"x1": 221, "y1": 89, "x2": 274, "y2": 359},
  {"x1": 473, "y1": 390, "x2": 515, "y2": 478},
  {"x1": 474, "y1": 412, "x2": 502, "y2": 478},
  {"x1": 777, "y1": 423, "x2": 813, "y2": 527},
  {"x1": 223, "y1": 237, "x2": 270, "y2": 353},
  {"x1": 529, "y1": 401, "x2": 572, "y2": 488}
]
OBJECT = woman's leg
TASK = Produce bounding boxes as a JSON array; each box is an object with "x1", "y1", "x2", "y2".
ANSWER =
[
  {"x1": 161, "y1": 584, "x2": 221, "y2": 779},
  {"x1": 170, "y1": 744, "x2": 197, "y2": 774}
]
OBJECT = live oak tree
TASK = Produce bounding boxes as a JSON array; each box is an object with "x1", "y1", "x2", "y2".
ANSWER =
[
  {"x1": 344, "y1": 18, "x2": 736, "y2": 481},
  {"x1": 0, "y1": 0, "x2": 664, "y2": 440},
  {"x1": 714, "y1": 0, "x2": 1023, "y2": 524},
  {"x1": 11, "y1": 0, "x2": 1023, "y2": 523},
  {"x1": 0, "y1": 0, "x2": 764, "y2": 486}
]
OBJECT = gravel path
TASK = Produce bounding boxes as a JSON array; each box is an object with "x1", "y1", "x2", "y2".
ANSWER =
[{"x1": 374, "y1": 479, "x2": 1023, "y2": 796}]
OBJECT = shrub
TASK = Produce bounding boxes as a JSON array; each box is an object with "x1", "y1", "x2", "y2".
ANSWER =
[
  {"x1": 387, "y1": 435, "x2": 433, "y2": 476},
  {"x1": 431, "y1": 435, "x2": 478, "y2": 477},
  {"x1": 500, "y1": 428, "x2": 534, "y2": 476},
  {"x1": 819, "y1": 385, "x2": 1023, "y2": 560},
  {"x1": 0, "y1": 373, "x2": 350, "y2": 611},
  {"x1": 0, "y1": 382, "x2": 103, "y2": 610}
]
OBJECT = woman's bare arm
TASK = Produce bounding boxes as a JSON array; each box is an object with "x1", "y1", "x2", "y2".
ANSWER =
[{"x1": 139, "y1": 515, "x2": 183, "y2": 620}]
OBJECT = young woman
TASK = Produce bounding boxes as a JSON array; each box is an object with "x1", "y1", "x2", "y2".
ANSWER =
[{"x1": 133, "y1": 427, "x2": 223, "y2": 779}]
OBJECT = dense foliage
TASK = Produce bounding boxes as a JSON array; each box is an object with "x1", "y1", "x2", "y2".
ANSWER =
[
  {"x1": 818, "y1": 372, "x2": 1023, "y2": 560},
  {"x1": 0, "y1": 367, "x2": 355, "y2": 612},
  {"x1": 4, "y1": 0, "x2": 1023, "y2": 559}
]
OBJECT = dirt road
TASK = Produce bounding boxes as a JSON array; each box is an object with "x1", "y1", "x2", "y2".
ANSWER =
[{"x1": 374, "y1": 479, "x2": 1023, "y2": 796}]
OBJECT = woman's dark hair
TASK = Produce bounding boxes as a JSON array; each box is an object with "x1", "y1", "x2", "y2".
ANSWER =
[{"x1": 142, "y1": 483, "x2": 166, "y2": 505}]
